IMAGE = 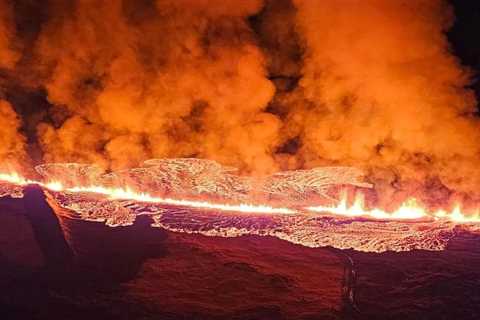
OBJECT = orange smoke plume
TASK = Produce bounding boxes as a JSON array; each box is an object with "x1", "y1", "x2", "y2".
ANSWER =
[
  {"x1": 0, "y1": 0, "x2": 479, "y2": 206},
  {"x1": 0, "y1": 0, "x2": 19, "y2": 69},
  {"x1": 34, "y1": 0, "x2": 280, "y2": 173},
  {"x1": 286, "y1": 0, "x2": 480, "y2": 202},
  {"x1": 0, "y1": 1, "x2": 26, "y2": 172}
]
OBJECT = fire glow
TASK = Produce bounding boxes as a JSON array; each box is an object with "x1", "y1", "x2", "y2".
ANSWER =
[
  {"x1": 0, "y1": 172, "x2": 296, "y2": 215},
  {"x1": 1, "y1": 171, "x2": 480, "y2": 223},
  {"x1": 307, "y1": 192, "x2": 480, "y2": 223}
]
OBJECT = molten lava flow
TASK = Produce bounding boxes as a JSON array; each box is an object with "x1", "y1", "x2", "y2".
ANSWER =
[
  {"x1": 0, "y1": 172, "x2": 33, "y2": 185},
  {"x1": 31, "y1": 160, "x2": 370, "y2": 215},
  {"x1": 2, "y1": 162, "x2": 480, "y2": 253},
  {"x1": 59, "y1": 185, "x2": 297, "y2": 214},
  {"x1": 307, "y1": 191, "x2": 480, "y2": 223},
  {"x1": 1, "y1": 161, "x2": 480, "y2": 223},
  {"x1": 434, "y1": 206, "x2": 480, "y2": 223},
  {"x1": 0, "y1": 171, "x2": 296, "y2": 214}
]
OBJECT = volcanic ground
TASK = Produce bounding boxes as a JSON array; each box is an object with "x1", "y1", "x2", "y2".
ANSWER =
[{"x1": 0, "y1": 184, "x2": 479, "y2": 320}]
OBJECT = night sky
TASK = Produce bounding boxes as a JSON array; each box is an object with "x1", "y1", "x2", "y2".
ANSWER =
[{"x1": 449, "y1": 0, "x2": 480, "y2": 104}]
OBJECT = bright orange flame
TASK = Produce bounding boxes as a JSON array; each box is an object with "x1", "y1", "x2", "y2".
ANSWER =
[
  {"x1": 0, "y1": 172, "x2": 33, "y2": 185},
  {"x1": 1, "y1": 171, "x2": 480, "y2": 222},
  {"x1": 0, "y1": 172, "x2": 296, "y2": 214},
  {"x1": 307, "y1": 191, "x2": 480, "y2": 223},
  {"x1": 64, "y1": 184, "x2": 297, "y2": 214}
]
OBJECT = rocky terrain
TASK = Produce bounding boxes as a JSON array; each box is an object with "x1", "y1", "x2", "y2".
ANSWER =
[{"x1": 1, "y1": 186, "x2": 480, "y2": 319}]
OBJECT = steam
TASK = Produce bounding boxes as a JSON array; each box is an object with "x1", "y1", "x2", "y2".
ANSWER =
[
  {"x1": 0, "y1": 0, "x2": 480, "y2": 203},
  {"x1": 286, "y1": 0, "x2": 480, "y2": 203}
]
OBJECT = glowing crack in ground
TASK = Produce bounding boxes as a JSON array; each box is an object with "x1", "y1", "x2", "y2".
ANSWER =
[{"x1": 1, "y1": 159, "x2": 479, "y2": 252}]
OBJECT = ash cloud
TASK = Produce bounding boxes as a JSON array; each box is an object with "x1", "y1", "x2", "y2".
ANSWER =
[{"x1": 1, "y1": 0, "x2": 480, "y2": 204}]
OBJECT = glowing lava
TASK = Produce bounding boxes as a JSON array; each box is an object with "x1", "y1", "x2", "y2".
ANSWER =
[
  {"x1": 0, "y1": 171, "x2": 296, "y2": 214},
  {"x1": 64, "y1": 185, "x2": 297, "y2": 214},
  {"x1": 1, "y1": 170, "x2": 480, "y2": 222},
  {"x1": 0, "y1": 172, "x2": 33, "y2": 185},
  {"x1": 307, "y1": 191, "x2": 480, "y2": 223}
]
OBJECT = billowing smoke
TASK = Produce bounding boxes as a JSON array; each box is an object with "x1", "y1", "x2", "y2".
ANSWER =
[
  {"x1": 0, "y1": 0, "x2": 19, "y2": 69},
  {"x1": 284, "y1": 0, "x2": 480, "y2": 205},
  {"x1": 1, "y1": 0, "x2": 480, "y2": 204},
  {"x1": 0, "y1": 1, "x2": 27, "y2": 171},
  {"x1": 34, "y1": 0, "x2": 281, "y2": 173}
]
